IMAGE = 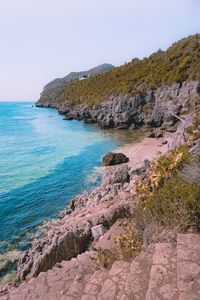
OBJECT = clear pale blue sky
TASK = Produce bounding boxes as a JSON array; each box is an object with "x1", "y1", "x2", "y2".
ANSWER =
[{"x1": 0, "y1": 0, "x2": 199, "y2": 101}]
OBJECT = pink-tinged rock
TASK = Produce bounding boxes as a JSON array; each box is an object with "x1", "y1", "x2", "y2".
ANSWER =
[
  {"x1": 145, "y1": 242, "x2": 178, "y2": 300},
  {"x1": 91, "y1": 224, "x2": 105, "y2": 239},
  {"x1": 177, "y1": 234, "x2": 200, "y2": 300},
  {"x1": 97, "y1": 279, "x2": 117, "y2": 300}
]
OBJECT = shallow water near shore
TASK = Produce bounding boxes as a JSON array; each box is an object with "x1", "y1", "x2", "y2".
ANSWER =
[{"x1": 0, "y1": 101, "x2": 144, "y2": 282}]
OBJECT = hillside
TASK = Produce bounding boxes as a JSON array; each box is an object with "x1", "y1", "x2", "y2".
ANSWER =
[
  {"x1": 37, "y1": 34, "x2": 200, "y2": 107},
  {"x1": 43, "y1": 63, "x2": 114, "y2": 91}
]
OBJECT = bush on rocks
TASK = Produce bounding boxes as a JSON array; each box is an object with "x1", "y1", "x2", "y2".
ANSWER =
[{"x1": 136, "y1": 144, "x2": 200, "y2": 230}]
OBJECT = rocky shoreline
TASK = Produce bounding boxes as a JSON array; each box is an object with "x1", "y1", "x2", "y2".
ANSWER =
[
  {"x1": 36, "y1": 80, "x2": 199, "y2": 135},
  {"x1": 0, "y1": 133, "x2": 168, "y2": 292},
  {"x1": 16, "y1": 136, "x2": 168, "y2": 281}
]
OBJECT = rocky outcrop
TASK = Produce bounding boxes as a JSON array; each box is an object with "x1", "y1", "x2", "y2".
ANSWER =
[
  {"x1": 178, "y1": 138, "x2": 200, "y2": 184},
  {"x1": 102, "y1": 152, "x2": 129, "y2": 166},
  {"x1": 17, "y1": 227, "x2": 92, "y2": 280},
  {"x1": 102, "y1": 165, "x2": 130, "y2": 185},
  {"x1": 15, "y1": 156, "x2": 154, "y2": 282},
  {"x1": 16, "y1": 162, "x2": 139, "y2": 281},
  {"x1": 167, "y1": 114, "x2": 194, "y2": 150},
  {"x1": 15, "y1": 153, "x2": 157, "y2": 283},
  {"x1": 36, "y1": 80, "x2": 200, "y2": 132}
]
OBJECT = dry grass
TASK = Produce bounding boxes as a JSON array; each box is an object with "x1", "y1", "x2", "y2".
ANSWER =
[{"x1": 94, "y1": 220, "x2": 143, "y2": 269}]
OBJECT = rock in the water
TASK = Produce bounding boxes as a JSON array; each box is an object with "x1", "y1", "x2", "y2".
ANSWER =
[{"x1": 103, "y1": 152, "x2": 129, "y2": 166}]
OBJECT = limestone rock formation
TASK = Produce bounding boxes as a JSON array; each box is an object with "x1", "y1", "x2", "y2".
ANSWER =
[{"x1": 36, "y1": 80, "x2": 200, "y2": 133}]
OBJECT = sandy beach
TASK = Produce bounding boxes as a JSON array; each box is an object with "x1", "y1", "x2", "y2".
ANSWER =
[{"x1": 116, "y1": 136, "x2": 169, "y2": 169}]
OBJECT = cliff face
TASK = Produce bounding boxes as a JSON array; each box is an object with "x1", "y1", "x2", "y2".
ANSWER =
[
  {"x1": 36, "y1": 80, "x2": 200, "y2": 133},
  {"x1": 37, "y1": 34, "x2": 200, "y2": 107},
  {"x1": 36, "y1": 34, "x2": 200, "y2": 132}
]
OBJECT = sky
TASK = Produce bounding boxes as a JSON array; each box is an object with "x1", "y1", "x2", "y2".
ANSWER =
[{"x1": 0, "y1": 0, "x2": 199, "y2": 101}]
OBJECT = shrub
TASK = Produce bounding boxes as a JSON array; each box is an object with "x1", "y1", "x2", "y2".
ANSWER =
[
  {"x1": 144, "y1": 176, "x2": 200, "y2": 230},
  {"x1": 94, "y1": 220, "x2": 143, "y2": 269},
  {"x1": 136, "y1": 145, "x2": 192, "y2": 202},
  {"x1": 95, "y1": 249, "x2": 116, "y2": 269},
  {"x1": 114, "y1": 222, "x2": 143, "y2": 261},
  {"x1": 135, "y1": 145, "x2": 200, "y2": 231}
]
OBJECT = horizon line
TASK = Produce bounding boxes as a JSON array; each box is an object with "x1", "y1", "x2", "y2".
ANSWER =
[{"x1": 0, "y1": 100, "x2": 35, "y2": 102}]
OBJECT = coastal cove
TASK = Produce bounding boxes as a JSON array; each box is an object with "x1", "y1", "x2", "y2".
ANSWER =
[{"x1": 0, "y1": 101, "x2": 144, "y2": 282}]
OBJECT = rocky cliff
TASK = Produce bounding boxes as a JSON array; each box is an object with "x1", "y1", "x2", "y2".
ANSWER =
[
  {"x1": 37, "y1": 34, "x2": 200, "y2": 116},
  {"x1": 37, "y1": 80, "x2": 200, "y2": 134}
]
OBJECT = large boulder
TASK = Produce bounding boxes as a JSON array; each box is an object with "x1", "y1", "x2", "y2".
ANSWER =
[{"x1": 102, "y1": 152, "x2": 129, "y2": 166}]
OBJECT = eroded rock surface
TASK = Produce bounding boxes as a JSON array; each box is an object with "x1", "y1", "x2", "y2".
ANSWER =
[
  {"x1": 16, "y1": 162, "x2": 136, "y2": 281},
  {"x1": 36, "y1": 80, "x2": 200, "y2": 131}
]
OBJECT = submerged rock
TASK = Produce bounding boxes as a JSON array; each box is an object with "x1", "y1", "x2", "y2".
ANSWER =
[{"x1": 102, "y1": 152, "x2": 129, "y2": 166}]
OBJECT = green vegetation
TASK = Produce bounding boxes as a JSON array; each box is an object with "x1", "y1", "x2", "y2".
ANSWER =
[
  {"x1": 136, "y1": 145, "x2": 192, "y2": 201},
  {"x1": 41, "y1": 34, "x2": 200, "y2": 106},
  {"x1": 114, "y1": 222, "x2": 143, "y2": 260},
  {"x1": 136, "y1": 145, "x2": 200, "y2": 231},
  {"x1": 144, "y1": 176, "x2": 200, "y2": 229}
]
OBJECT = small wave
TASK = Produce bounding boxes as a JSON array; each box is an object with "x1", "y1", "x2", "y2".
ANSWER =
[{"x1": 13, "y1": 116, "x2": 37, "y2": 121}]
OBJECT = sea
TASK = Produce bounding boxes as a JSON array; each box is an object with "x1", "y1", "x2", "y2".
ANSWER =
[{"x1": 0, "y1": 101, "x2": 143, "y2": 282}]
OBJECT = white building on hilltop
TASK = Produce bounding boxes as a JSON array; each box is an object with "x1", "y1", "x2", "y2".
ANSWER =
[{"x1": 79, "y1": 74, "x2": 90, "y2": 81}]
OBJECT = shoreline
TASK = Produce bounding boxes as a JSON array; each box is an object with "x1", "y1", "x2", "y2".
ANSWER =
[
  {"x1": 116, "y1": 136, "x2": 168, "y2": 169},
  {"x1": 0, "y1": 135, "x2": 167, "y2": 288},
  {"x1": 0, "y1": 128, "x2": 145, "y2": 286},
  {"x1": 0, "y1": 113, "x2": 194, "y2": 298},
  {"x1": 14, "y1": 135, "x2": 167, "y2": 282}
]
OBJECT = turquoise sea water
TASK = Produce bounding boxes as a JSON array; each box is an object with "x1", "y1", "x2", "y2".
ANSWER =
[{"x1": 0, "y1": 102, "x2": 143, "y2": 261}]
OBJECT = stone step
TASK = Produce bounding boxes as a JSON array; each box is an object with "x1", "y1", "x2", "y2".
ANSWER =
[
  {"x1": 3, "y1": 234, "x2": 200, "y2": 300},
  {"x1": 81, "y1": 269, "x2": 110, "y2": 300},
  {"x1": 98, "y1": 261, "x2": 130, "y2": 300},
  {"x1": 1, "y1": 251, "x2": 97, "y2": 300},
  {"x1": 59, "y1": 268, "x2": 111, "y2": 300},
  {"x1": 177, "y1": 234, "x2": 200, "y2": 300},
  {"x1": 145, "y1": 242, "x2": 178, "y2": 300},
  {"x1": 124, "y1": 250, "x2": 153, "y2": 300}
]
